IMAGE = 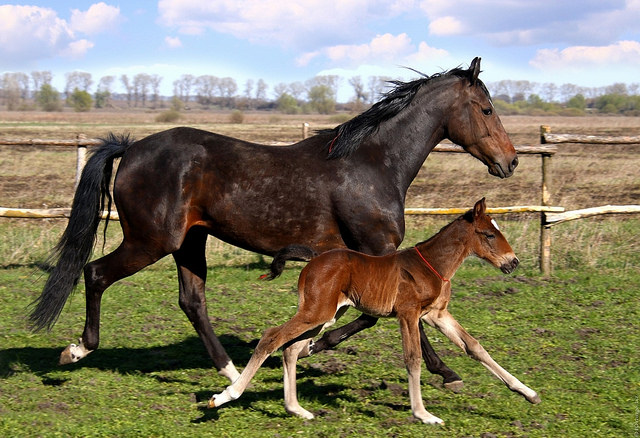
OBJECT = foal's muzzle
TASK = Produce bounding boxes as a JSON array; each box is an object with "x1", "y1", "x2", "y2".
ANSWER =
[{"x1": 500, "y1": 257, "x2": 519, "y2": 274}]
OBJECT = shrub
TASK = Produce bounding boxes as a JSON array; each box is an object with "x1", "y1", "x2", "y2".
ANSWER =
[
  {"x1": 229, "y1": 110, "x2": 244, "y2": 124},
  {"x1": 69, "y1": 89, "x2": 93, "y2": 112},
  {"x1": 37, "y1": 83, "x2": 62, "y2": 112},
  {"x1": 155, "y1": 110, "x2": 181, "y2": 123}
]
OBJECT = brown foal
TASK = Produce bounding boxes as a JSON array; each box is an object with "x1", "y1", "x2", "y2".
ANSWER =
[{"x1": 209, "y1": 198, "x2": 540, "y2": 424}]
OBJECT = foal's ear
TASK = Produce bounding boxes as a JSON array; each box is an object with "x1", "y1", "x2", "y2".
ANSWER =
[
  {"x1": 468, "y1": 57, "x2": 482, "y2": 85},
  {"x1": 473, "y1": 197, "x2": 486, "y2": 218}
]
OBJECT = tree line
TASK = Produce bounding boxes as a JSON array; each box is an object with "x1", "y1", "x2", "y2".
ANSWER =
[{"x1": 1, "y1": 71, "x2": 639, "y2": 116}]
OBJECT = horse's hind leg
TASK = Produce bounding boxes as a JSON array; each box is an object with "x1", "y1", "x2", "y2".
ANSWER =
[
  {"x1": 60, "y1": 240, "x2": 164, "y2": 365},
  {"x1": 419, "y1": 322, "x2": 463, "y2": 391},
  {"x1": 307, "y1": 313, "x2": 379, "y2": 355},
  {"x1": 174, "y1": 229, "x2": 240, "y2": 383}
]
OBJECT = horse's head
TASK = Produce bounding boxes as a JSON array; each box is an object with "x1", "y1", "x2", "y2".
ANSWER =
[
  {"x1": 466, "y1": 198, "x2": 519, "y2": 274},
  {"x1": 445, "y1": 57, "x2": 518, "y2": 179}
]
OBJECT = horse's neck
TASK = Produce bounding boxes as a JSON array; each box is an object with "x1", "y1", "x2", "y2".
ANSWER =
[
  {"x1": 418, "y1": 221, "x2": 471, "y2": 280},
  {"x1": 373, "y1": 83, "x2": 451, "y2": 191}
]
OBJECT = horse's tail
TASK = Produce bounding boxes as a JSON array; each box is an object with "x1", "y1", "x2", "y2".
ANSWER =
[
  {"x1": 29, "y1": 133, "x2": 135, "y2": 331},
  {"x1": 260, "y1": 244, "x2": 319, "y2": 281}
]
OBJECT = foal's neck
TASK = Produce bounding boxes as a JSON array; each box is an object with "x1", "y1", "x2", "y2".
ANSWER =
[{"x1": 416, "y1": 220, "x2": 472, "y2": 281}]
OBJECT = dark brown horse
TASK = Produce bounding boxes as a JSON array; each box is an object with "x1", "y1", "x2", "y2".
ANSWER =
[
  {"x1": 29, "y1": 57, "x2": 518, "y2": 386},
  {"x1": 210, "y1": 199, "x2": 540, "y2": 424}
]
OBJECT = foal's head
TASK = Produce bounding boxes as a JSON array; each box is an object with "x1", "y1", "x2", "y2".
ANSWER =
[{"x1": 465, "y1": 198, "x2": 519, "y2": 274}]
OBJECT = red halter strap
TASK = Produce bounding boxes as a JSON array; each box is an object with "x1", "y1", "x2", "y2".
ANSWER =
[{"x1": 414, "y1": 247, "x2": 449, "y2": 283}]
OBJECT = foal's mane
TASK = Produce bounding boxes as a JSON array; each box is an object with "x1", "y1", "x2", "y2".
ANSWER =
[{"x1": 322, "y1": 66, "x2": 489, "y2": 159}]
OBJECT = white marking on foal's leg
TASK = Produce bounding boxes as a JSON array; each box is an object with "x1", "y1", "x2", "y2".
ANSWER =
[
  {"x1": 59, "y1": 339, "x2": 93, "y2": 365},
  {"x1": 218, "y1": 361, "x2": 241, "y2": 383}
]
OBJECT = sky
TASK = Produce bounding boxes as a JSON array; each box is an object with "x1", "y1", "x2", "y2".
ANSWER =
[{"x1": 1, "y1": 1, "x2": 639, "y2": 102}]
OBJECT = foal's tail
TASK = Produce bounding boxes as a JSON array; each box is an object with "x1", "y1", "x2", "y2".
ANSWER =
[
  {"x1": 29, "y1": 134, "x2": 135, "y2": 331},
  {"x1": 261, "y1": 245, "x2": 318, "y2": 280}
]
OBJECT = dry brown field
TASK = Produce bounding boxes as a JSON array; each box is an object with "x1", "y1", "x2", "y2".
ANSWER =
[{"x1": 1, "y1": 110, "x2": 638, "y2": 213}]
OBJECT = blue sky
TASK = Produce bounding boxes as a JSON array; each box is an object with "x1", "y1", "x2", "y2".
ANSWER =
[{"x1": 1, "y1": 1, "x2": 639, "y2": 102}]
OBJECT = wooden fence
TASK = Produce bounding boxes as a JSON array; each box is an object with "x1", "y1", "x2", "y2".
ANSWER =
[
  {"x1": 539, "y1": 125, "x2": 640, "y2": 274},
  {"x1": 1, "y1": 125, "x2": 638, "y2": 274}
]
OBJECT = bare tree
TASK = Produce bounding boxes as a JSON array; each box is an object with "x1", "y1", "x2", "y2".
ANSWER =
[
  {"x1": 65, "y1": 71, "x2": 92, "y2": 96},
  {"x1": 1, "y1": 73, "x2": 22, "y2": 109},
  {"x1": 133, "y1": 73, "x2": 151, "y2": 107},
  {"x1": 367, "y1": 76, "x2": 391, "y2": 104},
  {"x1": 31, "y1": 71, "x2": 52, "y2": 92},
  {"x1": 273, "y1": 83, "x2": 288, "y2": 100},
  {"x1": 306, "y1": 75, "x2": 340, "y2": 101},
  {"x1": 195, "y1": 75, "x2": 219, "y2": 106},
  {"x1": 120, "y1": 75, "x2": 133, "y2": 107},
  {"x1": 173, "y1": 74, "x2": 194, "y2": 102},
  {"x1": 150, "y1": 74, "x2": 162, "y2": 108},
  {"x1": 218, "y1": 77, "x2": 237, "y2": 108},
  {"x1": 288, "y1": 81, "x2": 305, "y2": 101},
  {"x1": 349, "y1": 76, "x2": 368, "y2": 110},
  {"x1": 97, "y1": 76, "x2": 115, "y2": 92},
  {"x1": 255, "y1": 79, "x2": 268, "y2": 104}
]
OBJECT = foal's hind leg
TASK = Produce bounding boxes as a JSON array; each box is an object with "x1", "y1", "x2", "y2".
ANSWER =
[
  {"x1": 60, "y1": 241, "x2": 164, "y2": 365},
  {"x1": 174, "y1": 229, "x2": 240, "y2": 383}
]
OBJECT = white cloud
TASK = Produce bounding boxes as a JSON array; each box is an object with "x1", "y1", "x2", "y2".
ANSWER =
[
  {"x1": 165, "y1": 36, "x2": 183, "y2": 48},
  {"x1": 0, "y1": 5, "x2": 79, "y2": 65},
  {"x1": 298, "y1": 33, "x2": 448, "y2": 68},
  {"x1": 324, "y1": 33, "x2": 414, "y2": 64},
  {"x1": 157, "y1": 0, "x2": 415, "y2": 49},
  {"x1": 70, "y1": 2, "x2": 120, "y2": 35},
  {"x1": 419, "y1": 0, "x2": 640, "y2": 47},
  {"x1": 60, "y1": 39, "x2": 95, "y2": 58},
  {"x1": 406, "y1": 42, "x2": 449, "y2": 63},
  {"x1": 531, "y1": 40, "x2": 640, "y2": 69},
  {"x1": 428, "y1": 16, "x2": 463, "y2": 36}
]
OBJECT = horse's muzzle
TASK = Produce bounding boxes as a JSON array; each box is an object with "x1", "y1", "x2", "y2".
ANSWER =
[
  {"x1": 500, "y1": 257, "x2": 519, "y2": 274},
  {"x1": 489, "y1": 156, "x2": 519, "y2": 179}
]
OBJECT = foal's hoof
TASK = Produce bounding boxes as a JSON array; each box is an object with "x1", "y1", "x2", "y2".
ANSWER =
[
  {"x1": 527, "y1": 393, "x2": 542, "y2": 404},
  {"x1": 443, "y1": 379, "x2": 464, "y2": 393}
]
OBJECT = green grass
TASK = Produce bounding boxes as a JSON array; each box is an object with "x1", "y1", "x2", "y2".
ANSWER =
[{"x1": 1, "y1": 218, "x2": 638, "y2": 437}]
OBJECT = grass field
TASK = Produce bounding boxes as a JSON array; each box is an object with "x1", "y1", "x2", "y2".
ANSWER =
[{"x1": 0, "y1": 111, "x2": 639, "y2": 437}]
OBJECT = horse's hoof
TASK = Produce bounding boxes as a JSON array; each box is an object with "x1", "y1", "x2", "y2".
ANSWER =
[
  {"x1": 443, "y1": 379, "x2": 464, "y2": 393},
  {"x1": 59, "y1": 342, "x2": 91, "y2": 365}
]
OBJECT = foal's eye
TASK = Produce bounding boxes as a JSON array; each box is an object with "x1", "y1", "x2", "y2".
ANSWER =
[
  {"x1": 482, "y1": 108, "x2": 493, "y2": 116},
  {"x1": 483, "y1": 232, "x2": 495, "y2": 239}
]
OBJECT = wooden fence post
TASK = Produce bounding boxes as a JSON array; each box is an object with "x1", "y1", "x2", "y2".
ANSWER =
[
  {"x1": 75, "y1": 134, "x2": 87, "y2": 190},
  {"x1": 302, "y1": 123, "x2": 309, "y2": 139},
  {"x1": 540, "y1": 125, "x2": 552, "y2": 275}
]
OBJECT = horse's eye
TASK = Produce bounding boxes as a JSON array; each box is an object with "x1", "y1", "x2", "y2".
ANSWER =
[
  {"x1": 482, "y1": 108, "x2": 493, "y2": 116},
  {"x1": 483, "y1": 232, "x2": 495, "y2": 239}
]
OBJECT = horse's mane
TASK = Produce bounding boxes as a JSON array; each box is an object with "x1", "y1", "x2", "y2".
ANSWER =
[{"x1": 321, "y1": 66, "x2": 489, "y2": 159}]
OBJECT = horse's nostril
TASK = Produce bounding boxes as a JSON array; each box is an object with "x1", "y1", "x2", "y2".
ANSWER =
[{"x1": 510, "y1": 156, "x2": 519, "y2": 171}]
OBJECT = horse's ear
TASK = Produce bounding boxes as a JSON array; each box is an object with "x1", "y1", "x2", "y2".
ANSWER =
[
  {"x1": 469, "y1": 57, "x2": 481, "y2": 85},
  {"x1": 473, "y1": 197, "x2": 486, "y2": 218}
]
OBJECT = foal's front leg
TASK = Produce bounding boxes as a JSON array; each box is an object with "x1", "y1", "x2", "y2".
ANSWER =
[
  {"x1": 423, "y1": 310, "x2": 540, "y2": 404},
  {"x1": 398, "y1": 316, "x2": 444, "y2": 425}
]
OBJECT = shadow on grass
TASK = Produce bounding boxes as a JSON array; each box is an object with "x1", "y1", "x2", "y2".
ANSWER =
[
  {"x1": 0, "y1": 334, "x2": 285, "y2": 379},
  {"x1": 192, "y1": 380, "x2": 356, "y2": 423}
]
